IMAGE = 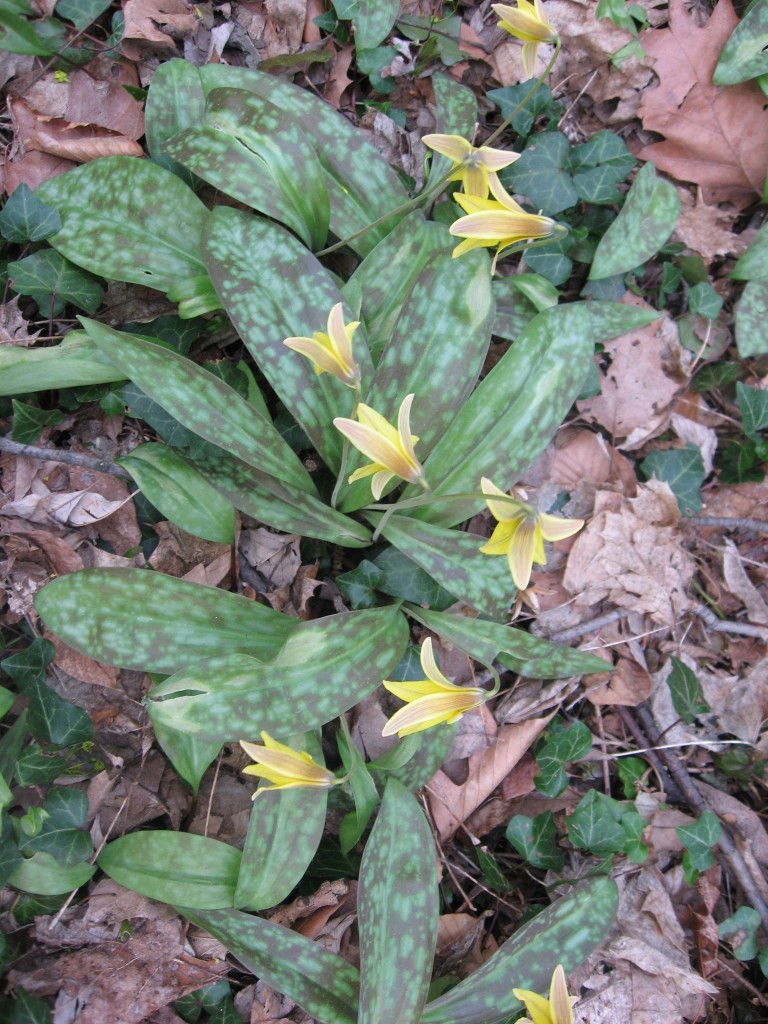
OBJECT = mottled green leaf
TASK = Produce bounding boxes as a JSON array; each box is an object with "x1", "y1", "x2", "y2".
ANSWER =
[
  {"x1": 144, "y1": 58, "x2": 206, "y2": 187},
  {"x1": 492, "y1": 277, "x2": 538, "y2": 339},
  {"x1": 666, "y1": 657, "x2": 710, "y2": 724},
  {"x1": 203, "y1": 207, "x2": 372, "y2": 470},
  {"x1": 359, "y1": 780, "x2": 438, "y2": 1024},
  {"x1": 182, "y1": 907, "x2": 360, "y2": 1024},
  {"x1": 505, "y1": 812, "x2": 564, "y2": 870},
  {"x1": 236, "y1": 733, "x2": 328, "y2": 911},
  {"x1": 0, "y1": 332, "x2": 124, "y2": 396},
  {"x1": 34, "y1": 568, "x2": 295, "y2": 674},
  {"x1": 118, "y1": 443, "x2": 235, "y2": 544},
  {"x1": 342, "y1": 213, "x2": 450, "y2": 359},
  {"x1": 80, "y1": 318, "x2": 316, "y2": 495},
  {"x1": 8, "y1": 851, "x2": 95, "y2": 896},
  {"x1": 36, "y1": 157, "x2": 213, "y2": 303},
  {"x1": 147, "y1": 605, "x2": 409, "y2": 741},
  {"x1": 641, "y1": 444, "x2": 705, "y2": 514},
  {"x1": 589, "y1": 162, "x2": 680, "y2": 279},
  {"x1": 735, "y1": 280, "x2": 768, "y2": 357},
  {"x1": 352, "y1": 0, "x2": 398, "y2": 48},
  {"x1": 0, "y1": 183, "x2": 61, "y2": 242},
  {"x1": 374, "y1": 514, "x2": 514, "y2": 619},
  {"x1": 420, "y1": 877, "x2": 619, "y2": 1024},
  {"x1": 0, "y1": 10, "x2": 59, "y2": 54},
  {"x1": 719, "y1": 907, "x2": 761, "y2": 960},
  {"x1": 197, "y1": 63, "x2": 407, "y2": 256},
  {"x1": 424, "y1": 74, "x2": 478, "y2": 193},
  {"x1": 713, "y1": 0, "x2": 768, "y2": 85},
  {"x1": 340, "y1": 248, "x2": 493, "y2": 511},
  {"x1": 8, "y1": 250, "x2": 103, "y2": 315},
  {"x1": 165, "y1": 88, "x2": 329, "y2": 250},
  {"x1": 337, "y1": 726, "x2": 380, "y2": 854},
  {"x1": 731, "y1": 223, "x2": 768, "y2": 281},
  {"x1": 99, "y1": 832, "x2": 242, "y2": 909},
  {"x1": 149, "y1": 714, "x2": 221, "y2": 795},
  {"x1": 414, "y1": 302, "x2": 659, "y2": 527}
]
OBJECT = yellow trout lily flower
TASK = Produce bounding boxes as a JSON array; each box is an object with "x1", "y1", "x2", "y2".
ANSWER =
[
  {"x1": 479, "y1": 477, "x2": 584, "y2": 591},
  {"x1": 240, "y1": 733, "x2": 337, "y2": 797},
  {"x1": 450, "y1": 177, "x2": 555, "y2": 269},
  {"x1": 382, "y1": 637, "x2": 489, "y2": 737},
  {"x1": 493, "y1": 1, "x2": 558, "y2": 78},
  {"x1": 513, "y1": 964, "x2": 576, "y2": 1024},
  {"x1": 422, "y1": 134, "x2": 520, "y2": 197},
  {"x1": 334, "y1": 393, "x2": 427, "y2": 500},
  {"x1": 283, "y1": 303, "x2": 361, "y2": 388}
]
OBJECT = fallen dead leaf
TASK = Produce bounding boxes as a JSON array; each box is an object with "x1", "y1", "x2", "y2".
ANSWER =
[
  {"x1": 121, "y1": 0, "x2": 199, "y2": 59},
  {"x1": 587, "y1": 656, "x2": 652, "y2": 706},
  {"x1": 722, "y1": 538, "x2": 768, "y2": 625},
  {"x1": 149, "y1": 521, "x2": 232, "y2": 579},
  {"x1": 577, "y1": 304, "x2": 689, "y2": 448},
  {"x1": 634, "y1": 0, "x2": 768, "y2": 207},
  {"x1": 324, "y1": 42, "x2": 355, "y2": 108},
  {"x1": 0, "y1": 297, "x2": 40, "y2": 346},
  {"x1": 9, "y1": 97, "x2": 144, "y2": 165},
  {"x1": 563, "y1": 481, "x2": 695, "y2": 626},
  {"x1": 674, "y1": 187, "x2": 756, "y2": 262}
]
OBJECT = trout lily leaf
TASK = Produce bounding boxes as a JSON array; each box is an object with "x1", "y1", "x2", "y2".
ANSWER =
[
  {"x1": 240, "y1": 733, "x2": 338, "y2": 796},
  {"x1": 422, "y1": 134, "x2": 520, "y2": 198},
  {"x1": 451, "y1": 178, "x2": 556, "y2": 270},
  {"x1": 283, "y1": 302, "x2": 362, "y2": 389},
  {"x1": 382, "y1": 637, "x2": 489, "y2": 737},
  {"x1": 513, "y1": 964, "x2": 577, "y2": 1024},
  {"x1": 479, "y1": 477, "x2": 583, "y2": 591},
  {"x1": 334, "y1": 393, "x2": 428, "y2": 500},
  {"x1": 493, "y1": 0, "x2": 558, "y2": 78}
]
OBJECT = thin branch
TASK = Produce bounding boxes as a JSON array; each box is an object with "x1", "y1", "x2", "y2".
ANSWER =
[
  {"x1": 550, "y1": 609, "x2": 629, "y2": 644},
  {"x1": 0, "y1": 436, "x2": 133, "y2": 481},
  {"x1": 695, "y1": 604, "x2": 768, "y2": 641},
  {"x1": 685, "y1": 516, "x2": 768, "y2": 533}
]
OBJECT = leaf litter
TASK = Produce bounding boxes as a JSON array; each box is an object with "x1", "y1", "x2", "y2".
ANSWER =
[{"x1": 1, "y1": 0, "x2": 768, "y2": 1020}]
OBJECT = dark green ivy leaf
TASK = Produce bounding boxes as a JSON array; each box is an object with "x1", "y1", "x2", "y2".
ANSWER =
[
  {"x1": 0, "y1": 184, "x2": 61, "y2": 242},
  {"x1": 8, "y1": 250, "x2": 103, "y2": 315},
  {"x1": 666, "y1": 657, "x2": 710, "y2": 725},
  {"x1": 535, "y1": 719, "x2": 592, "y2": 797},
  {"x1": 641, "y1": 443, "x2": 706, "y2": 514}
]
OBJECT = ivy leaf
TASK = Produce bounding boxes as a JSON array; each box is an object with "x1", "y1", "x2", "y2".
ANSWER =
[
  {"x1": 17, "y1": 789, "x2": 92, "y2": 868},
  {"x1": 568, "y1": 131, "x2": 635, "y2": 204},
  {"x1": 8, "y1": 250, "x2": 103, "y2": 315},
  {"x1": 0, "y1": 184, "x2": 61, "y2": 242},
  {"x1": 736, "y1": 381, "x2": 768, "y2": 439},
  {"x1": 641, "y1": 443, "x2": 706, "y2": 514},
  {"x1": 488, "y1": 82, "x2": 559, "y2": 137},
  {"x1": 534, "y1": 720, "x2": 592, "y2": 797},
  {"x1": 503, "y1": 132, "x2": 578, "y2": 215},
  {"x1": 718, "y1": 907, "x2": 761, "y2": 961},
  {"x1": 55, "y1": 0, "x2": 112, "y2": 28},
  {"x1": 505, "y1": 812, "x2": 564, "y2": 870},
  {"x1": 666, "y1": 657, "x2": 710, "y2": 725},
  {"x1": 677, "y1": 811, "x2": 721, "y2": 882},
  {"x1": 10, "y1": 401, "x2": 65, "y2": 445}
]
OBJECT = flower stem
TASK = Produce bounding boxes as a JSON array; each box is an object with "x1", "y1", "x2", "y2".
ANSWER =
[
  {"x1": 483, "y1": 38, "x2": 561, "y2": 149},
  {"x1": 331, "y1": 388, "x2": 360, "y2": 508}
]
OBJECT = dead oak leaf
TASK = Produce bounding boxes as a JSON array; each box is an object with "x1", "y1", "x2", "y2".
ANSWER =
[
  {"x1": 0, "y1": 296, "x2": 40, "y2": 346},
  {"x1": 674, "y1": 187, "x2": 756, "y2": 262},
  {"x1": 122, "y1": 0, "x2": 199, "y2": 56},
  {"x1": 634, "y1": 0, "x2": 768, "y2": 207}
]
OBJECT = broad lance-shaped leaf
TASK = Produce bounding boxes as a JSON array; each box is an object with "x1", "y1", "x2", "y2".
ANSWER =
[
  {"x1": 149, "y1": 715, "x2": 221, "y2": 796},
  {"x1": 420, "y1": 876, "x2": 619, "y2": 1024},
  {"x1": 79, "y1": 318, "x2": 317, "y2": 496},
  {"x1": 182, "y1": 907, "x2": 360, "y2": 1024},
  {"x1": 342, "y1": 213, "x2": 450, "y2": 360},
  {"x1": 353, "y1": 0, "x2": 399, "y2": 49},
  {"x1": 9, "y1": 853, "x2": 95, "y2": 896},
  {"x1": 589, "y1": 162, "x2": 680, "y2": 280},
  {"x1": 197, "y1": 63, "x2": 407, "y2": 255},
  {"x1": 409, "y1": 607, "x2": 609, "y2": 678},
  {"x1": 235, "y1": 732, "x2": 327, "y2": 911},
  {"x1": 424, "y1": 74, "x2": 479, "y2": 194},
  {"x1": 0, "y1": 332, "x2": 124, "y2": 396},
  {"x1": 358, "y1": 780, "x2": 438, "y2": 1024},
  {"x1": 203, "y1": 207, "x2": 373, "y2": 471},
  {"x1": 144, "y1": 58, "x2": 206, "y2": 187},
  {"x1": 118, "y1": 443, "x2": 235, "y2": 545},
  {"x1": 99, "y1": 832, "x2": 242, "y2": 909},
  {"x1": 147, "y1": 605, "x2": 409, "y2": 741},
  {"x1": 164, "y1": 87, "x2": 329, "y2": 251},
  {"x1": 35, "y1": 157, "x2": 218, "y2": 314},
  {"x1": 413, "y1": 301, "x2": 661, "y2": 527},
  {"x1": 34, "y1": 568, "x2": 295, "y2": 675},
  {"x1": 192, "y1": 449, "x2": 371, "y2": 548},
  {"x1": 370, "y1": 514, "x2": 515, "y2": 620},
  {"x1": 340, "y1": 248, "x2": 493, "y2": 512}
]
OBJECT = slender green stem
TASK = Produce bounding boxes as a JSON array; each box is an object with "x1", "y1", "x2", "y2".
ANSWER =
[
  {"x1": 367, "y1": 486, "x2": 532, "y2": 543},
  {"x1": 484, "y1": 38, "x2": 562, "y2": 149},
  {"x1": 331, "y1": 388, "x2": 361, "y2": 508}
]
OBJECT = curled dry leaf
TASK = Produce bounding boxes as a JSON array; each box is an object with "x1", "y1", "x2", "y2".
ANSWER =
[
  {"x1": 0, "y1": 297, "x2": 40, "y2": 347},
  {"x1": 634, "y1": 0, "x2": 768, "y2": 207},
  {"x1": 586, "y1": 656, "x2": 652, "y2": 707},
  {"x1": 674, "y1": 187, "x2": 756, "y2": 262},
  {"x1": 563, "y1": 480, "x2": 694, "y2": 626},
  {"x1": 9, "y1": 97, "x2": 144, "y2": 167},
  {"x1": 722, "y1": 537, "x2": 768, "y2": 625},
  {"x1": 549, "y1": 427, "x2": 637, "y2": 494}
]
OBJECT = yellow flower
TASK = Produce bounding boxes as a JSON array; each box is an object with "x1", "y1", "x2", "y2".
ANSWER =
[
  {"x1": 382, "y1": 637, "x2": 489, "y2": 737},
  {"x1": 334, "y1": 393, "x2": 428, "y2": 500},
  {"x1": 422, "y1": 134, "x2": 520, "y2": 197},
  {"x1": 450, "y1": 177, "x2": 555, "y2": 269},
  {"x1": 283, "y1": 303, "x2": 361, "y2": 388},
  {"x1": 493, "y1": 1, "x2": 558, "y2": 78},
  {"x1": 240, "y1": 733, "x2": 337, "y2": 797},
  {"x1": 479, "y1": 477, "x2": 583, "y2": 591},
  {"x1": 513, "y1": 964, "x2": 576, "y2": 1024}
]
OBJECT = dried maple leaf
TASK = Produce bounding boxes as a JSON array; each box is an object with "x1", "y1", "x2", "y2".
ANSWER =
[{"x1": 635, "y1": 0, "x2": 768, "y2": 207}]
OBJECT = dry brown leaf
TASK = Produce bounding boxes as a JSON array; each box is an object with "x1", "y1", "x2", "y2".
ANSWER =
[
  {"x1": 324, "y1": 43, "x2": 355, "y2": 108},
  {"x1": 262, "y1": 0, "x2": 308, "y2": 56},
  {"x1": 674, "y1": 187, "x2": 755, "y2": 262},
  {"x1": 587, "y1": 656, "x2": 652, "y2": 706},
  {"x1": 121, "y1": 0, "x2": 199, "y2": 58},
  {"x1": 2, "y1": 149, "x2": 78, "y2": 194},
  {"x1": 269, "y1": 880, "x2": 349, "y2": 930},
  {"x1": 427, "y1": 716, "x2": 550, "y2": 840},
  {"x1": 563, "y1": 481, "x2": 694, "y2": 626},
  {"x1": 576, "y1": 304, "x2": 689, "y2": 447},
  {"x1": 149, "y1": 521, "x2": 231, "y2": 578},
  {"x1": 9, "y1": 97, "x2": 144, "y2": 165},
  {"x1": 0, "y1": 296, "x2": 40, "y2": 346},
  {"x1": 635, "y1": 0, "x2": 768, "y2": 207},
  {"x1": 241, "y1": 528, "x2": 301, "y2": 591},
  {"x1": 722, "y1": 538, "x2": 768, "y2": 625}
]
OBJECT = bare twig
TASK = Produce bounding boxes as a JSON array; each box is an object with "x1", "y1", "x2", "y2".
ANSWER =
[
  {"x1": 695, "y1": 604, "x2": 768, "y2": 641},
  {"x1": 685, "y1": 515, "x2": 768, "y2": 532},
  {"x1": 0, "y1": 436, "x2": 132, "y2": 480},
  {"x1": 550, "y1": 609, "x2": 629, "y2": 644},
  {"x1": 634, "y1": 704, "x2": 768, "y2": 932}
]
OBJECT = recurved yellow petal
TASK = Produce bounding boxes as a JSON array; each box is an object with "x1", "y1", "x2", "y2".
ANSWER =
[{"x1": 240, "y1": 733, "x2": 336, "y2": 796}]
